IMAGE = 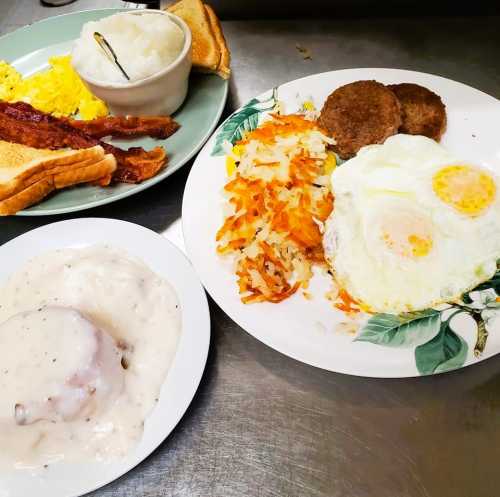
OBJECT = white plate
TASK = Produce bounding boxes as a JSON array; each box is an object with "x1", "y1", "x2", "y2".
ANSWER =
[
  {"x1": 0, "y1": 218, "x2": 210, "y2": 497},
  {"x1": 183, "y1": 68, "x2": 500, "y2": 378}
]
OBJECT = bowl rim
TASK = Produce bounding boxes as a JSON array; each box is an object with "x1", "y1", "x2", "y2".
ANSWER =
[{"x1": 72, "y1": 9, "x2": 192, "y2": 89}]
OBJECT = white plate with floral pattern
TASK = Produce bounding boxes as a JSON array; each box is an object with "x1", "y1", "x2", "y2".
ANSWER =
[{"x1": 183, "y1": 68, "x2": 500, "y2": 377}]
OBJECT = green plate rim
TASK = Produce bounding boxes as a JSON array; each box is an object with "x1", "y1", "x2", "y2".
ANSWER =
[{"x1": 1, "y1": 8, "x2": 229, "y2": 216}]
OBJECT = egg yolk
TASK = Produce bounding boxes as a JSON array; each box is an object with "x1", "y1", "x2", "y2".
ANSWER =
[
  {"x1": 407, "y1": 234, "x2": 433, "y2": 257},
  {"x1": 324, "y1": 151, "x2": 337, "y2": 175},
  {"x1": 382, "y1": 232, "x2": 433, "y2": 258},
  {"x1": 433, "y1": 165, "x2": 496, "y2": 216},
  {"x1": 380, "y1": 212, "x2": 433, "y2": 259}
]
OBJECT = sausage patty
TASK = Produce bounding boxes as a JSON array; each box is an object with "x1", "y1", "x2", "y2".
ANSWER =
[
  {"x1": 318, "y1": 80, "x2": 402, "y2": 159},
  {"x1": 388, "y1": 83, "x2": 447, "y2": 141}
]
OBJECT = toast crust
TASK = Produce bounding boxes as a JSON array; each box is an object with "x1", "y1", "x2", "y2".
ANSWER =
[
  {"x1": 54, "y1": 155, "x2": 116, "y2": 189},
  {"x1": 26, "y1": 156, "x2": 102, "y2": 187},
  {"x1": 204, "y1": 4, "x2": 231, "y2": 79},
  {"x1": 0, "y1": 178, "x2": 54, "y2": 216}
]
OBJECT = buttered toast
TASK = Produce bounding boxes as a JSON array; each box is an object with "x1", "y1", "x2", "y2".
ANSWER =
[{"x1": 167, "y1": 0, "x2": 230, "y2": 79}]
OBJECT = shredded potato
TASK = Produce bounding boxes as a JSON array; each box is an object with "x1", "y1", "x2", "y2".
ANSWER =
[{"x1": 216, "y1": 114, "x2": 336, "y2": 304}]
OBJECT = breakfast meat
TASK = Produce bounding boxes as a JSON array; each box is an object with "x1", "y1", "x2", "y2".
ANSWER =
[
  {"x1": 318, "y1": 80, "x2": 402, "y2": 159},
  {"x1": 0, "y1": 100, "x2": 179, "y2": 140},
  {"x1": 0, "y1": 101, "x2": 168, "y2": 183},
  {"x1": 67, "y1": 115, "x2": 180, "y2": 140},
  {"x1": 388, "y1": 83, "x2": 447, "y2": 141},
  {"x1": 1, "y1": 307, "x2": 124, "y2": 426}
]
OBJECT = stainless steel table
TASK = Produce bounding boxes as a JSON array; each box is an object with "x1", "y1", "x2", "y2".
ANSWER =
[{"x1": 1, "y1": 3, "x2": 500, "y2": 496}]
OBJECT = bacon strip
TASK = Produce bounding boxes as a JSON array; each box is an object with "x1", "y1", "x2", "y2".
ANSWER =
[
  {"x1": 0, "y1": 102, "x2": 169, "y2": 183},
  {"x1": 67, "y1": 115, "x2": 180, "y2": 140}
]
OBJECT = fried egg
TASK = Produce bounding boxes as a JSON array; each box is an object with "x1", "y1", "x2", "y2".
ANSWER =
[{"x1": 323, "y1": 134, "x2": 500, "y2": 314}]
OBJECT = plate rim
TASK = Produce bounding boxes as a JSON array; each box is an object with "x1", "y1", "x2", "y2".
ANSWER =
[
  {"x1": 0, "y1": 8, "x2": 228, "y2": 216},
  {"x1": 0, "y1": 218, "x2": 211, "y2": 496},
  {"x1": 182, "y1": 67, "x2": 500, "y2": 378}
]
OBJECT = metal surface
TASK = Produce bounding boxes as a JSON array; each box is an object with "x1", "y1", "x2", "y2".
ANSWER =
[
  {"x1": 200, "y1": 0, "x2": 500, "y2": 18},
  {"x1": 1, "y1": 4, "x2": 500, "y2": 496},
  {"x1": 0, "y1": 0, "x2": 129, "y2": 35}
]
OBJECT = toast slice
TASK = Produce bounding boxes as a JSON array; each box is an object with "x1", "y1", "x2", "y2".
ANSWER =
[
  {"x1": 0, "y1": 141, "x2": 117, "y2": 214},
  {"x1": 0, "y1": 155, "x2": 116, "y2": 215},
  {"x1": 54, "y1": 155, "x2": 116, "y2": 189},
  {"x1": 0, "y1": 177, "x2": 55, "y2": 216},
  {"x1": 0, "y1": 141, "x2": 106, "y2": 200},
  {"x1": 168, "y1": 0, "x2": 221, "y2": 72},
  {"x1": 204, "y1": 4, "x2": 231, "y2": 79}
]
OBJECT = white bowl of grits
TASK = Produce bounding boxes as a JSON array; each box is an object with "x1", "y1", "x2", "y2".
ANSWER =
[{"x1": 72, "y1": 11, "x2": 192, "y2": 116}]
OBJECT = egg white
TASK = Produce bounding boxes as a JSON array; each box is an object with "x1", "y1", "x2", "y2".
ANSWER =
[{"x1": 323, "y1": 134, "x2": 500, "y2": 314}]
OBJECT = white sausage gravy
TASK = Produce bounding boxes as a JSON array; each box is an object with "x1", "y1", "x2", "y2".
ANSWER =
[{"x1": 0, "y1": 245, "x2": 181, "y2": 470}]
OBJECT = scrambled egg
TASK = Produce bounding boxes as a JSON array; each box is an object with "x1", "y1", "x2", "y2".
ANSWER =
[
  {"x1": 302, "y1": 100, "x2": 315, "y2": 112},
  {"x1": 0, "y1": 56, "x2": 108, "y2": 120},
  {"x1": 225, "y1": 144, "x2": 245, "y2": 176}
]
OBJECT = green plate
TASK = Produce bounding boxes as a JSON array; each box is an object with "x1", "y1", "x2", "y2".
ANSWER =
[{"x1": 0, "y1": 8, "x2": 228, "y2": 216}]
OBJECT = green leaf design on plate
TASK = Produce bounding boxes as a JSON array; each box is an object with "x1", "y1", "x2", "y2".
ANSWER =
[
  {"x1": 463, "y1": 262, "x2": 500, "y2": 303},
  {"x1": 351, "y1": 261, "x2": 499, "y2": 374},
  {"x1": 355, "y1": 309, "x2": 441, "y2": 348},
  {"x1": 415, "y1": 319, "x2": 468, "y2": 375},
  {"x1": 471, "y1": 271, "x2": 500, "y2": 295},
  {"x1": 473, "y1": 312, "x2": 488, "y2": 357},
  {"x1": 211, "y1": 89, "x2": 278, "y2": 156}
]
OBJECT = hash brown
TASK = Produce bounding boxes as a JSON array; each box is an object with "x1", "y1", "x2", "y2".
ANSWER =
[{"x1": 318, "y1": 80, "x2": 402, "y2": 159}]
